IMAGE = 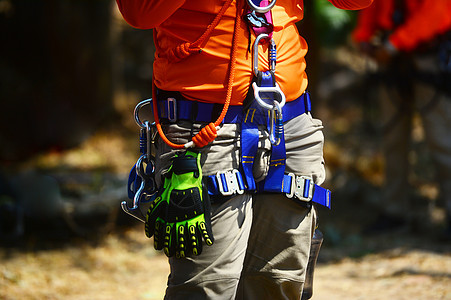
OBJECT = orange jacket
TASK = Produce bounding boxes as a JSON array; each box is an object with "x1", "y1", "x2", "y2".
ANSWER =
[
  {"x1": 353, "y1": 0, "x2": 451, "y2": 52},
  {"x1": 117, "y1": 0, "x2": 373, "y2": 105}
]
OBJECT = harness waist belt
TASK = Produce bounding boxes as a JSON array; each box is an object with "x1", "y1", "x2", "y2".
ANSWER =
[
  {"x1": 206, "y1": 169, "x2": 331, "y2": 209},
  {"x1": 157, "y1": 90, "x2": 312, "y2": 124}
]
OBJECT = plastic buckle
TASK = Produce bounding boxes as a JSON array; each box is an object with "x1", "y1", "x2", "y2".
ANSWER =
[
  {"x1": 167, "y1": 97, "x2": 177, "y2": 123},
  {"x1": 286, "y1": 173, "x2": 314, "y2": 202},
  {"x1": 216, "y1": 169, "x2": 245, "y2": 196}
]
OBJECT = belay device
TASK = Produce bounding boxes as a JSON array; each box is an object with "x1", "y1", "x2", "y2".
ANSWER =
[{"x1": 121, "y1": 99, "x2": 158, "y2": 223}]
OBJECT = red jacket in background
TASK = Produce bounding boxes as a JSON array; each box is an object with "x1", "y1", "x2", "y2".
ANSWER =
[{"x1": 353, "y1": 0, "x2": 451, "y2": 52}]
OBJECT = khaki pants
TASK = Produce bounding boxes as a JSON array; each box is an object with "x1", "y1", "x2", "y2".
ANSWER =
[{"x1": 155, "y1": 110, "x2": 326, "y2": 300}]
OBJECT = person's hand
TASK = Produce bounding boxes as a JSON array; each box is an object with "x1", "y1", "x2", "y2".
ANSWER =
[{"x1": 145, "y1": 151, "x2": 214, "y2": 258}]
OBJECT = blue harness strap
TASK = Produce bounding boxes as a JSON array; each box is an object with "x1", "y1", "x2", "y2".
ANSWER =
[
  {"x1": 240, "y1": 104, "x2": 259, "y2": 191},
  {"x1": 257, "y1": 71, "x2": 286, "y2": 192},
  {"x1": 156, "y1": 90, "x2": 311, "y2": 124},
  {"x1": 282, "y1": 174, "x2": 332, "y2": 209},
  {"x1": 207, "y1": 169, "x2": 331, "y2": 209}
]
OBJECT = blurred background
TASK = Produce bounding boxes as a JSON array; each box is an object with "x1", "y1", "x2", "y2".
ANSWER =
[{"x1": 0, "y1": 0, "x2": 450, "y2": 299}]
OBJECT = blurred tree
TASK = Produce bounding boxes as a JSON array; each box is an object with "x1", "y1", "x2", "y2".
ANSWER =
[
  {"x1": 312, "y1": 0, "x2": 356, "y2": 47},
  {"x1": 0, "y1": 0, "x2": 115, "y2": 161},
  {"x1": 299, "y1": 0, "x2": 357, "y2": 101}
]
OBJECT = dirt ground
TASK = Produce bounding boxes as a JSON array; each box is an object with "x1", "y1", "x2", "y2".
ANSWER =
[
  {"x1": 1, "y1": 221, "x2": 450, "y2": 300},
  {"x1": 1, "y1": 45, "x2": 450, "y2": 299}
]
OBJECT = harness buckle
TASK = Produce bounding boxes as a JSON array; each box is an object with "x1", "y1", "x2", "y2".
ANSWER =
[
  {"x1": 167, "y1": 97, "x2": 177, "y2": 122},
  {"x1": 286, "y1": 173, "x2": 314, "y2": 202},
  {"x1": 216, "y1": 169, "x2": 245, "y2": 196}
]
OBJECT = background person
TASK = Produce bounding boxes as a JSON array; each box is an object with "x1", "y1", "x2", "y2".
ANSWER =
[{"x1": 352, "y1": 0, "x2": 451, "y2": 237}]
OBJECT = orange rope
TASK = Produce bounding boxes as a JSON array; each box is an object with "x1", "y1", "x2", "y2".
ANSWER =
[
  {"x1": 166, "y1": 0, "x2": 235, "y2": 62},
  {"x1": 153, "y1": 0, "x2": 243, "y2": 149}
]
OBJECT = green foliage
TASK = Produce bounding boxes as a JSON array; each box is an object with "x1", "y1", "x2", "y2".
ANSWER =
[{"x1": 312, "y1": 0, "x2": 357, "y2": 47}]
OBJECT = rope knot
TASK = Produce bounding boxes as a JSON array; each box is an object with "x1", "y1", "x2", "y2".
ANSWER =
[
  {"x1": 192, "y1": 123, "x2": 218, "y2": 148},
  {"x1": 167, "y1": 42, "x2": 201, "y2": 62}
]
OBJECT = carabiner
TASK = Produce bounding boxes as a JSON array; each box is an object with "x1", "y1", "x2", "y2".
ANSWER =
[
  {"x1": 134, "y1": 98, "x2": 152, "y2": 129},
  {"x1": 269, "y1": 100, "x2": 283, "y2": 145},
  {"x1": 247, "y1": 0, "x2": 276, "y2": 14},
  {"x1": 253, "y1": 34, "x2": 273, "y2": 77}
]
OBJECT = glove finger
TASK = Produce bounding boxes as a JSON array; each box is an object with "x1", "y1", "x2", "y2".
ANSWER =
[
  {"x1": 201, "y1": 182, "x2": 214, "y2": 244},
  {"x1": 188, "y1": 224, "x2": 202, "y2": 256},
  {"x1": 145, "y1": 196, "x2": 165, "y2": 238},
  {"x1": 153, "y1": 218, "x2": 165, "y2": 251},
  {"x1": 199, "y1": 221, "x2": 214, "y2": 246},
  {"x1": 175, "y1": 223, "x2": 187, "y2": 259},
  {"x1": 163, "y1": 223, "x2": 176, "y2": 257}
]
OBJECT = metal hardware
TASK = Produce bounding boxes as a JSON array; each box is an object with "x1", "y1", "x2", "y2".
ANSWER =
[
  {"x1": 122, "y1": 99, "x2": 159, "y2": 223},
  {"x1": 134, "y1": 98, "x2": 152, "y2": 128},
  {"x1": 252, "y1": 33, "x2": 286, "y2": 112},
  {"x1": 252, "y1": 82, "x2": 286, "y2": 110},
  {"x1": 269, "y1": 100, "x2": 283, "y2": 145},
  {"x1": 253, "y1": 33, "x2": 271, "y2": 77},
  {"x1": 167, "y1": 97, "x2": 177, "y2": 123},
  {"x1": 246, "y1": 0, "x2": 276, "y2": 14},
  {"x1": 121, "y1": 155, "x2": 157, "y2": 223}
]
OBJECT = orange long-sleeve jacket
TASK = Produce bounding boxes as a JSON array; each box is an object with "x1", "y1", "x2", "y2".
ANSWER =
[
  {"x1": 353, "y1": 0, "x2": 451, "y2": 52},
  {"x1": 117, "y1": 0, "x2": 373, "y2": 105}
]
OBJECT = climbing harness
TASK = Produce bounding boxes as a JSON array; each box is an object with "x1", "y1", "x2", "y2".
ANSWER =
[
  {"x1": 121, "y1": 99, "x2": 158, "y2": 223},
  {"x1": 122, "y1": 0, "x2": 331, "y2": 227}
]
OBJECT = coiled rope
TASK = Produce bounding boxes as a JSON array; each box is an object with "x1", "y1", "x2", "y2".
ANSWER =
[{"x1": 152, "y1": 0, "x2": 243, "y2": 149}]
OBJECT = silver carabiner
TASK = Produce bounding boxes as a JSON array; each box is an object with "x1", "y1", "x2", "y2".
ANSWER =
[
  {"x1": 247, "y1": 0, "x2": 276, "y2": 13},
  {"x1": 253, "y1": 33, "x2": 270, "y2": 77},
  {"x1": 252, "y1": 34, "x2": 285, "y2": 110},
  {"x1": 134, "y1": 98, "x2": 152, "y2": 129},
  {"x1": 269, "y1": 100, "x2": 283, "y2": 145}
]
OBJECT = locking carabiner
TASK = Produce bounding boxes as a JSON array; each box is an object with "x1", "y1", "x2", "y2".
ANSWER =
[
  {"x1": 253, "y1": 34, "x2": 274, "y2": 77},
  {"x1": 247, "y1": 0, "x2": 276, "y2": 14},
  {"x1": 252, "y1": 34, "x2": 285, "y2": 111},
  {"x1": 269, "y1": 100, "x2": 283, "y2": 146}
]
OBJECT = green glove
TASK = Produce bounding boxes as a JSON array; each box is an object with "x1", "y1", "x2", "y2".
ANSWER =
[{"x1": 145, "y1": 150, "x2": 214, "y2": 258}]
